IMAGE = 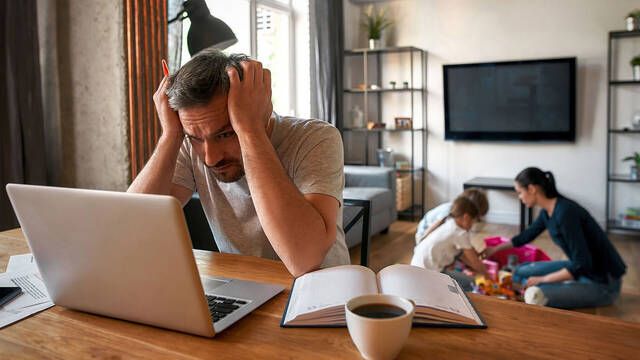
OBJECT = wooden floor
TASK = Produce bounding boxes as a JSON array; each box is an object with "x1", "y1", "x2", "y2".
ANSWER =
[{"x1": 349, "y1": 221, "x2": 640, "y2": 324}]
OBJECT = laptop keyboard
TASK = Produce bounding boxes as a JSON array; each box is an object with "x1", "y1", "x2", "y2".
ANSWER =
[{"x1": 206, "y1": 295, "x2": 249, "y2": 323}]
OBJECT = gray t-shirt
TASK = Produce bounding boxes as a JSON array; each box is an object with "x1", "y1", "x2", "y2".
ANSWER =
[{"x1": 172, "y1": 114, "x2": 350, "y2": 268}]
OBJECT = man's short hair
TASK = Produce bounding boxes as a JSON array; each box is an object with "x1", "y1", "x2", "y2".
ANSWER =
[{"x1": 166, "y1": 48, "x2": 249, "y2": 110}]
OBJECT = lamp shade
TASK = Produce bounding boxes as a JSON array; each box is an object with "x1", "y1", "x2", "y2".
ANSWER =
[{"x1": 183, "y1": 0, "x2": 238, "y2": 55}]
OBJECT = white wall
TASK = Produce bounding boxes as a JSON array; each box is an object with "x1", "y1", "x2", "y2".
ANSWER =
[{"x1": 344, "y1": 0, "x2": 640, "y2": 225}]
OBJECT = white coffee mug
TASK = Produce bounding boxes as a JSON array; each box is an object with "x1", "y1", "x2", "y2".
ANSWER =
[{"x1": 345, "y1": 294, "x2": 415, "y2": 360}]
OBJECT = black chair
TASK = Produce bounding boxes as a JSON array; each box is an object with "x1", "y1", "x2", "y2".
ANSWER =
[
  {"x1": 183, "y1": 195, "x2": 371, "y2": 267},
  {"x1": 183, "y1": 194, "x2": 218, "y2": 251},
  {"x1": 343, "y1": 198, "x2": 371, "y2": 267}
]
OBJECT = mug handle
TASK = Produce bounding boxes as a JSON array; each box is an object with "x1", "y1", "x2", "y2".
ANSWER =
[{"x1": 406, "y1": 298, "x2": 416, "y2": 312}]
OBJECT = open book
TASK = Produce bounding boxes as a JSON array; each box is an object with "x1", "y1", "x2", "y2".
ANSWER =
[{"x1": 281, "y1": 264, "x2": 485, "y2": 328}]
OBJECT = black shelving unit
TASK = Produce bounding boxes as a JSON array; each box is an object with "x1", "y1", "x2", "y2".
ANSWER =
[
  {"x1": 344, "y1": 88, "x2": 424, "y2": 93},
  {"x1": 341, "y1": 46, "x2": 427, "y2": 220},
  {"x1": 606, "y1": 30, "x2": 640, "y2": 234},
  {"x1": 609, "y1": 129, "x2": 640, "y2": 134}
]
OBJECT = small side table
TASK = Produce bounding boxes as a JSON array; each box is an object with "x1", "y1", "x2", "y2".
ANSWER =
[
  {"x1": 463, "y1": 177, "x2": 533, "y2": 232},
  {"x1": 343, "y1": 198, "x2": 371, "y2": 267}
]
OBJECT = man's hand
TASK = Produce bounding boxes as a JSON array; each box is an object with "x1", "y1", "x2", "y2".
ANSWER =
[
  {"x1": 226, "y1": 61, "x2": 273, "y2": 137},
  {"x1": 128, "y1": 73, "x2": 188, "y2": 199},
  {"x1": 153, "y1": 75, "x2": 182, "y2": 139}
]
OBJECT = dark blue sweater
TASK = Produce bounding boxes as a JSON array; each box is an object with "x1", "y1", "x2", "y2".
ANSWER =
[{"x1": 512, "y1": 196, "x2": 626, "y2": 283}]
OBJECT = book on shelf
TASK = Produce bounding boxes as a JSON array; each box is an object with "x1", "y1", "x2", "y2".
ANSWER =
[
  {"x1": 280, "y1": 264, "x2": 486, "y2": 328},
  {"x1": 624, "y1": 207, "x2": 640, "y2": 218},
  {"x1": 621, "y1": 207, "x2": 640, "y2": 228}
]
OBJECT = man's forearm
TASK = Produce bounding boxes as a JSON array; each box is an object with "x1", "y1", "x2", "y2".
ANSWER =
[
  {"x1": 127, "y1": 134, "x2": 183, "y2": 195},
  {"x1": 238, "y1": 131, "x2": 334, "y2": 277}
]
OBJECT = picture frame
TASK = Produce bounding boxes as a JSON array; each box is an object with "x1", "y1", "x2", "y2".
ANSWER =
[{"x1": 394, "y1": 117, "x2": 412, "y2": 129}]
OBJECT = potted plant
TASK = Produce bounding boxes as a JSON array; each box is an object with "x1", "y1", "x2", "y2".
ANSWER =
[
  {"x1": 362, "y1": 5, "x2": 392, "y2": 50},
  {"x1": 623, "y1": 152, "x2": 640, "y2": 180},
  {"x1": 626, "y1": 10, "x2": 640, "y2": 31},
  {"x1": 632, "y1": 56, "x2": 640, "y2": 81}
]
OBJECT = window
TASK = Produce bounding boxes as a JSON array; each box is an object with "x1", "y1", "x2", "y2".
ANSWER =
[
  {"x1": 257, "y1": 5, "x2": 292, "y2": 114},
  {"x1": 179, "y1": 0, "x2": 309, "y2": 117}
]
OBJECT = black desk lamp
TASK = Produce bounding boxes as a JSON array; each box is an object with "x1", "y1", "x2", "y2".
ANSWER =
[{"x1": 169, "y1": 0, "x2": 238, "y2": 55}]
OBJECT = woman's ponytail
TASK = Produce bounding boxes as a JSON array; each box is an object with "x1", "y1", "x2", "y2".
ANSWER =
[
  {"x1": 515, "y1": 167, "x2": 560, "y2": 198},
  {"x1": 543, "y1": 171, "x2": 559, "y2": 198}
]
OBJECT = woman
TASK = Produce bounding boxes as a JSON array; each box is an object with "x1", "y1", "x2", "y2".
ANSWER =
[{"x1": 483, "y1": 167, "x2": 626, "y2": 309}]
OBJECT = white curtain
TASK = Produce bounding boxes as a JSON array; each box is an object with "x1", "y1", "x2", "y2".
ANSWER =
[{"x1": 168, "y1": 0, "x2": 185, "y2": 72}]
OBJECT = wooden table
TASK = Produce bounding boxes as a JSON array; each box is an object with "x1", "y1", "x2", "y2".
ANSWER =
[{"x1": 1, "y1": 228, "x2": 638, "y2": 359}]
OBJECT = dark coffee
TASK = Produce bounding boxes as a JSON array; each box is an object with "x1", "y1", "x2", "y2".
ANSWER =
[{"x1": 352, "y1": 303, "x2": 406, "y2": 319}]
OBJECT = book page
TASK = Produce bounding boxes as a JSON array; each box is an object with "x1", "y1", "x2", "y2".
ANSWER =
[
  {"x1": 284, "y1": 265, "x2": 378, "y2": 325},
  {"x1": 377, "y1": 264, "x2": 481, "y2": 324}
]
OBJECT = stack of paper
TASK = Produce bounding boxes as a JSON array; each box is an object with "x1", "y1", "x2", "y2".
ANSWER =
[{"x1": 0, "y1": 254, "x2": 54, "y2": 329}]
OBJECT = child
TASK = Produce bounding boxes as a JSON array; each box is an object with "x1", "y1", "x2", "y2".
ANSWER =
[
  {"x1": 415, "y1": 188, "x2": 489, "y2": 243},
  {"x1": 410, "y1": 196, "x2": 487, "y2": 291}
]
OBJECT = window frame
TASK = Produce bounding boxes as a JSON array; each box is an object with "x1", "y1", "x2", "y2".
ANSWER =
[{"x1": 252, "y1": 0, "x2": 296, "y2": 116}]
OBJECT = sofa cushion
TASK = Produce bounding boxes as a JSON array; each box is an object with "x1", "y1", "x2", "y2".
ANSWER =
[
  {"x1": 344, "y1": 165, "x2": 395, "y2": 188},
  {"x1": 343, "y1": 187, "x2": 392, "y2": 215}
]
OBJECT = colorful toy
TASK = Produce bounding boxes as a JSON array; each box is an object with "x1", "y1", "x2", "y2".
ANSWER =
[
  {"x1": 482, "y1": 260, "x2": 499, "y2": 281},
  {"x1": 464, "y1": 236, "x2": 551, "y2": 302},
  {"x1": 484, "y1": 236, "x2": 551, "y2": 266},
  {"x1": 472, "y1": 273, "x2": 521, "y2": 301}
]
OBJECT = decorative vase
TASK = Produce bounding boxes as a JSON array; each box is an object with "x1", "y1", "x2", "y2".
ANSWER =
[
  {"x1": 631, "y1": 165, "x2": 639, "y2": 180},
  {"x1": 626, "y1": 16, "x2": 637, "y2": 31},
  {"x1": 632, "y1": 111, "x2": 640, "y2": 130},
  {"x1": 377, "y1": 148, "x2": 394, "y2": 167},
  {"x1": 634, "y1": 65, "x2": 640, "y2": 81},
  {"x1": 369, "y1": 38, "x2": 381, "y2": 50},
  {"x1": 350, "y1": 105, "x2": 364, "y2": 128}
]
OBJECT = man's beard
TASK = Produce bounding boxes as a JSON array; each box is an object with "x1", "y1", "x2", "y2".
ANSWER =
[{"x1": 206, "y1": 159, "x2": 245, "y2": 183}]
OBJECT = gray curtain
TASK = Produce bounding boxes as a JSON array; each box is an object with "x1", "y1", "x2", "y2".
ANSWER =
[
  {"x1": 37, "y1": 0, "x2": 63, "y2": 188},
  {"x1": 311, "y1": 0, "x2": 344, "y2": 127},
  {"x1": 1, "y1": 0, "x2": 47, "y2": 230}
]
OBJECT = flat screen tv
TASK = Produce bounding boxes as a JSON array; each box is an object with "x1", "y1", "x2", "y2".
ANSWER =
[{"x1": 443, "y1": 57, "x2": 576, "y2": 141}]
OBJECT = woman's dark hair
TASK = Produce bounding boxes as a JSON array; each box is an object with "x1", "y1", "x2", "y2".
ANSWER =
[{"x1": 515, "y1": 167, "x2": 560, "y2": 198}]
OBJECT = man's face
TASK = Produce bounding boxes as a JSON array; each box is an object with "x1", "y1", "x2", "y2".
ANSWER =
[{"x1": 178, "y1": 94, "x2": 244, "y2": 183}]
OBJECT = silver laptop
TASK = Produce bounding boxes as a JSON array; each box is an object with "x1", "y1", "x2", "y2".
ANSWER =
[{"x1": 6, "y1": 184, "x2": 284, "y2": 337}]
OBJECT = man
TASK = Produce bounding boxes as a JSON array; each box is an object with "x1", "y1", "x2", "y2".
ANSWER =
[{"x1": 128, "y1": 49, "x2": 349, "y2": 277}]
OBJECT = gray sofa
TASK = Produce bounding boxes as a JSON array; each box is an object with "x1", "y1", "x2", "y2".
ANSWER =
[{"x1": 343, "y1": 165, "x2": 397, "y2": 248}]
